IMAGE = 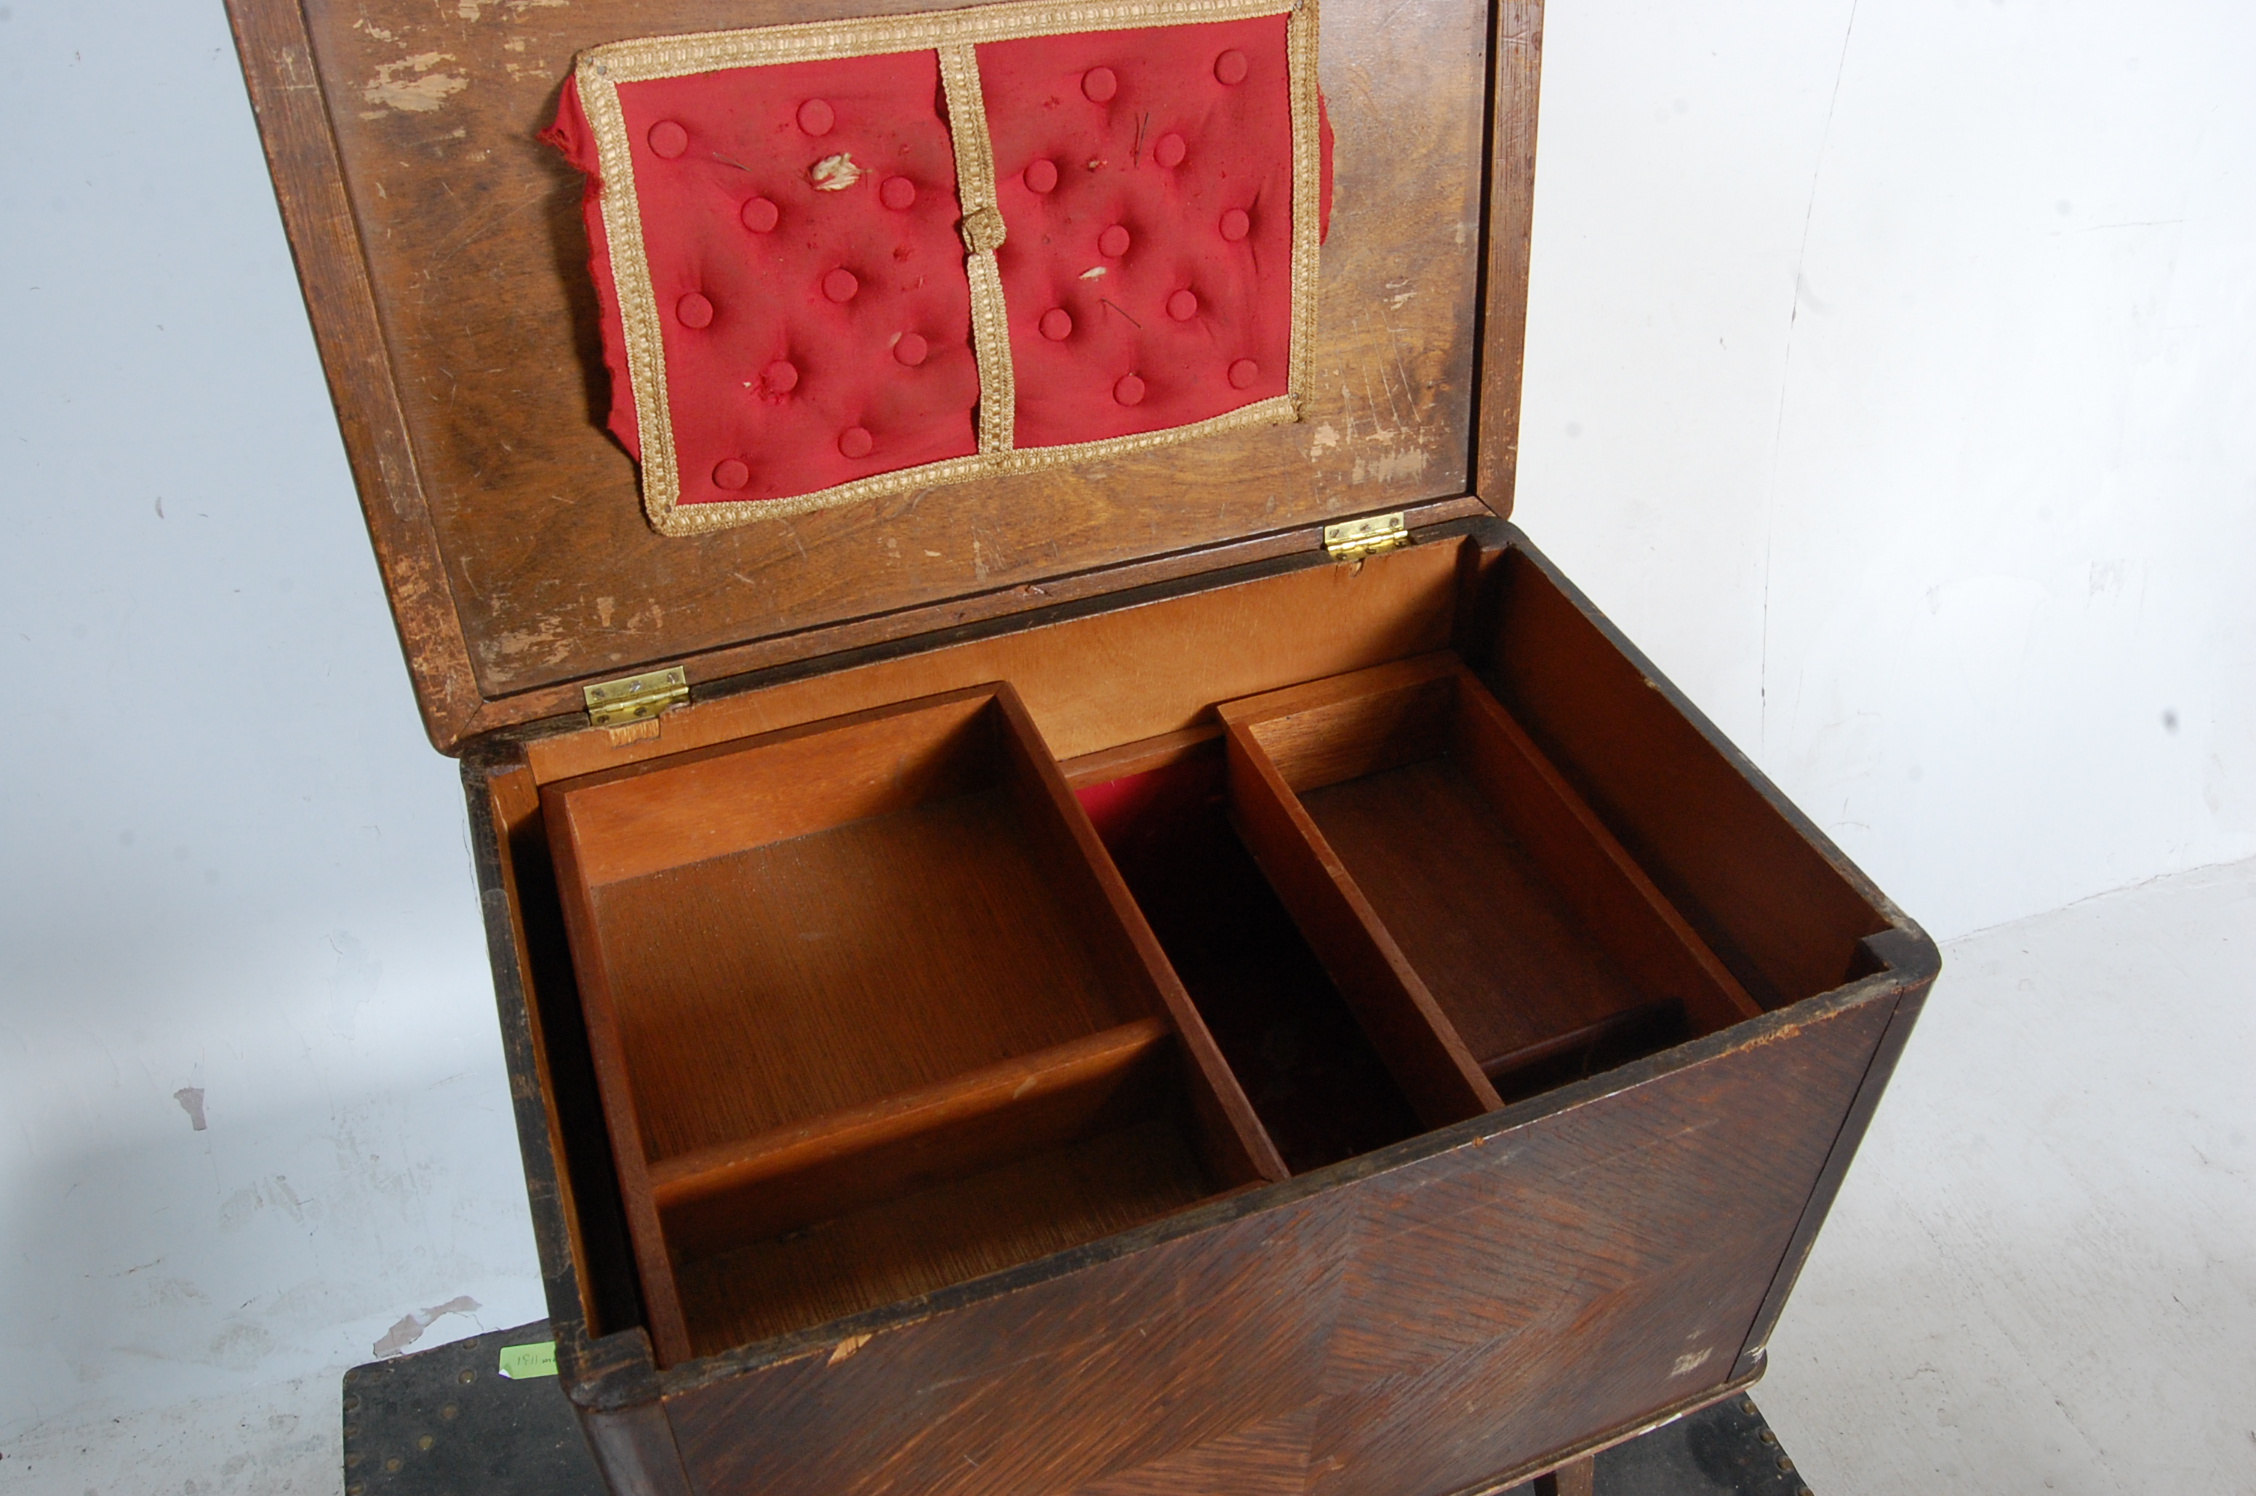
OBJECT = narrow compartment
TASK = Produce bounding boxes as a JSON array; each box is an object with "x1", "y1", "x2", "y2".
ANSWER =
[
  {"x1": 1219, "y1": 654, "x2": 1760, "y2": 1122},
  {"x1": 542, "y1": 684, "x2": 1282, "y2": 1363},
  {"x1": 1065, "y1": 732, "x2": 1426, "y2": 1174}
]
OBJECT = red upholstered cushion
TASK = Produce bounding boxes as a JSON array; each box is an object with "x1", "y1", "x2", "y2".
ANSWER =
[
  {"x1": 545, "y1": 11, "x2": 1331, "y2": 518},
  {"x1": 548, "y1": 52, "x2": 982, "y2": 506},
  {"x1": 983, "y1": 16, "x2": 1296, "y2": 448}
]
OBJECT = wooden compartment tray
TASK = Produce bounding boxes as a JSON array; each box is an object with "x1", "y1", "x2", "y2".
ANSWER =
[
  {"x1": 1217, "y1": 653, "x2": 1763, "y2": 1120},
  {"x1": 541, "y1": 682, "x2": 1284, "y2": 1364}
]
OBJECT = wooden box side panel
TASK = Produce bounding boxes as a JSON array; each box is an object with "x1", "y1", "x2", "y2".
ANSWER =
[
  {"x1": 657, "y1": 987, "x2": 1899, "y2": 1496},
  {"x1": 1479, "y1": 538, "x2": 1895, "y2": 1011},
  {"x1": 467, "y1": 757, "x2": 650, "y2": 1345}
]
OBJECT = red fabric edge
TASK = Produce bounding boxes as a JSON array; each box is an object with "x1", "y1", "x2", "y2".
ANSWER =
[{"x1": 540, "y1": 77, "x2": 643, "y2": 459}]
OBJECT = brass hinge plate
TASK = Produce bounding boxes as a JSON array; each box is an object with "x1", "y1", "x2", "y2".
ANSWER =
[
  {"x1": 584, "y1": 666, "x2": 689, "y2": 727},
  {"x1": 1323, "y1": 512, "x2": 1410, "y2": 564}
]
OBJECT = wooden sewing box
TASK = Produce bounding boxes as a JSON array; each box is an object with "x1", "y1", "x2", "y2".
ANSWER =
[{"x1": 227, "y1": 0, "x2": 1937, "y2": 1491}]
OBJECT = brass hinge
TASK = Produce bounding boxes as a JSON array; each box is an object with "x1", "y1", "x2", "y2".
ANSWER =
[
  {"x1": 1323, "y1": 511, "x2": 1410, "y2": 564},
  {"x1": 584, "y1": 666, "x2": 688, "y2": 728}
]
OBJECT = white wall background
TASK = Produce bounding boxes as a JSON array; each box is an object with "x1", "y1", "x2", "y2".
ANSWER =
[
  {"x1": 1515, "y1": 0, "x2": 2256, "y2": 936},
  {"x1": 0, "y1": 0, "x2": 2248, "y2": 1480}
]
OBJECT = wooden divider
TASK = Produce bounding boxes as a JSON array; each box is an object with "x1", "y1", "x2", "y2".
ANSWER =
[
  {"x1": 1449, "y1": 679, "x2": 1763, "y2": 1036},
  {"x1": 652, "y1": 1019, "x2": 1175, "y2": 1258}
]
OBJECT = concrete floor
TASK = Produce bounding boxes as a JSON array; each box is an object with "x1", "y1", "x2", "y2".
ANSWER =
[
  {"x1": 6, "y1": 858, "x2": 2249, "y2": 1494},
  {"x1": 1760, "y1": 856, "x2": 2256, "y2": 1494}
]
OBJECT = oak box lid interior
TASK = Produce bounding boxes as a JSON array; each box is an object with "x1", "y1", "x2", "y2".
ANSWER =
[{"x1": 226, "y1": 0, "x2": 1541, "y2": 752}]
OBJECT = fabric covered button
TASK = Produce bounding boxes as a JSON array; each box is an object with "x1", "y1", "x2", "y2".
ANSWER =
[
  {"x1": 880, "y1": 175, "x2": 918, "y2": 211},
  {"x1": 797, "y1": 98, "x2": 836, "y2": 135},
  {"x1": 1228, "y1": 358, "x2": 1260, "y2": 389},
  {"x1": 677, "y1": 293, "x2": 714, "y2": 328},
  {"x1": 838, "y1": 426, "x2": 874, "y2": 458},
  {"x1": 822, "y1": 268, "x2": 860, "y2": 303},
  {"x1": 762, "y1": 360, "x2": 799, "y2": 394},
  {"x1": 1166, "y1": 289, "x2": 1200, "y2": 321},
  {"x1": 1219, "y1": 207, "x2": 1251, "y2": 242},
  {"x1": 740, "y1": 196, "x2": 780, "y2": 233},
  {"x1": 1097, "y1": 224, "x2": 1131, "y2": 257},
  {"x1": 1154, "y1": 132, "x2": 1187, "y2": 168},
  {"x1": 648, "y1": 120, "x2": 689, "y2": 159},
  {"x1": 712, "y1": 459, "x2": 750, "y2": 490},
  {"x1": 1082, "y1": 67, "x2": 1118, "y2": 102},
  {"x1": 1039, "y1": 308, "x2": 1074, "y2": 341},
  {"x1": 1214, "y1": 49, "x2": 1249, "y2": 85},
  {"x1": 1024, "y1": 158, "x2": 1059, "y2": 193},
  {"x1": 1113, "y1": 373, "x2": 1147, "y2": 406},
  {"x1": 894, "y1": 332, "x2": 930, "y2": 366}
]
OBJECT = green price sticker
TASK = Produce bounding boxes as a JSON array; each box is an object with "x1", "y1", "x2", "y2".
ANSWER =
[{"x1": 497, "y1": 1340, "x2": 558, "y2": 1380}]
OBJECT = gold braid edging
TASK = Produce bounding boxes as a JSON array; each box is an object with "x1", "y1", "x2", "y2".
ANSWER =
[
  {"x1": 647, "y1": 396, "x2": 1300, "y2": 535},
  {"x1": 580, "y1": 0, "x2": 1297, "y2": 82},
  {"x1": 576, "y1": 60, "x2": 681, "y2": 535},
  {"x1": 938, "y1": 43, "x2": 1017, "y2": 456},
  {"x1": 1284, "y1": 0, "x2": 1320, "y2": 413}
]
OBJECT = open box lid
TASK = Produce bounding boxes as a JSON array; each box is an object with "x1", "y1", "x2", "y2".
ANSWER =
[{"x1": 226, "y1": 0, "x2": 1542, "y2": 753}]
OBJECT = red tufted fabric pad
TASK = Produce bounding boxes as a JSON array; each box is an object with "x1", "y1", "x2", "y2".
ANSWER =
[
  {"x1": 545, "y1": 0, "x2": 1329, "y2": 536},
  {"x1": 548, "y1": 53, "x2": 982, "y2": 507},
  {"x1": 986, "y1": 17, "x2": 1296, "y2": 448}
]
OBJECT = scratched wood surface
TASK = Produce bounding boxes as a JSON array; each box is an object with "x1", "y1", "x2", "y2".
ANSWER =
[{"x1": 231, "y1": 0, "x2": 1495, "y2": 746}]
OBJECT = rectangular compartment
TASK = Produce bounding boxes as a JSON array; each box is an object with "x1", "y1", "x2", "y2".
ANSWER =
[
  {"x1": 541, "y1": 683, "x2": 1284, "y2": 1363},
  {"x1": 1218, "y1": 652, "x2": 1764, "y2": 1123},
  {"x1": 1064, "y1": 731, "x2": 1428, "y2": 1175}
]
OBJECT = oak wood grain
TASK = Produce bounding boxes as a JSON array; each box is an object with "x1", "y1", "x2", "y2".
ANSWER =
[
  {"x1": 1473, "y1": 1, "x2": 1545, "y2": 514},
  {"x1": 523, "y1": 535, "x2": 1466, "y2": 785},
  {"x1": 222, "y1": 0, "x2": 482, "y2": 749}
]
